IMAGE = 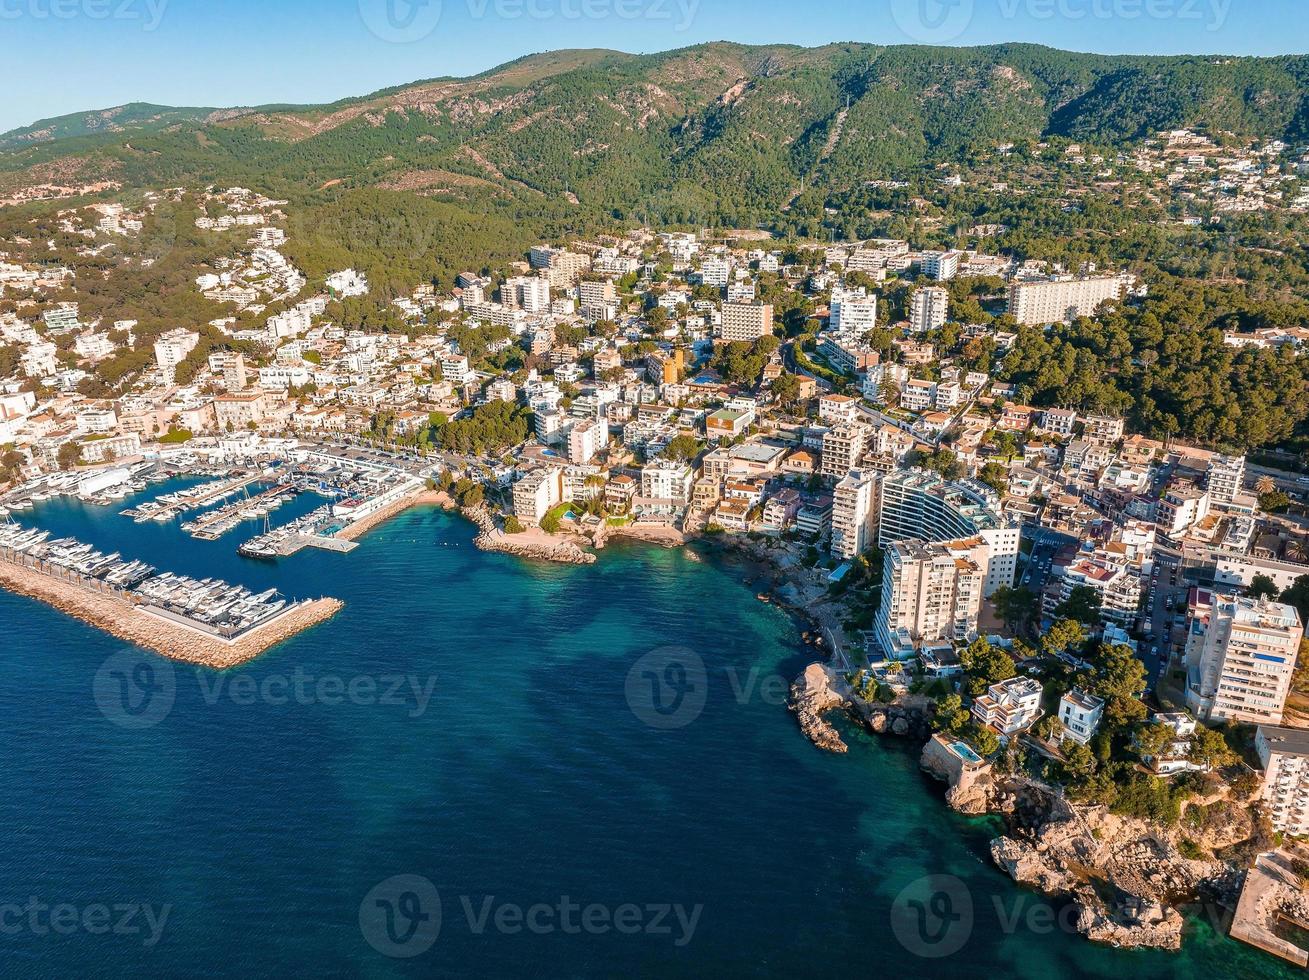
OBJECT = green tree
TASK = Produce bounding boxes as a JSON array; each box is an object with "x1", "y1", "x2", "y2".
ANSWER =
[
  {"x1": 932, "y1": 693, "x2": 970, "y2": 734},
  {"x1": 1248, "y1": 574, "x2": 1279, "y2": 601},
  {"x1": 959, "y1": 637, "x2": 1016, "y2": 696},
  {"x1": 1042, "y1": 618, "x2": 1088, "y2": 658},
  {"x1": 1055, "y1": 586, "x2": 1102, "y2": 626},
  {"x1": 992, "y1": 586, "x2": 1040, "y2": 636}
]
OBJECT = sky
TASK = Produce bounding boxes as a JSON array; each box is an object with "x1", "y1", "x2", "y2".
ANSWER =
[{"x1": 2, "y1": 0, "x2": 1307, "y2": 133}]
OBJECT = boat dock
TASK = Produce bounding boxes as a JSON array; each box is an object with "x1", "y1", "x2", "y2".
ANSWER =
[
  {"x1": 0, "y1": 521, "x2": 343, "y2": 669},
  {"x1": 182, "y1": 483, "x2": 298, "y2": 541},
  {"x1": 121, "y1": 472, "x2": 264, "y2": 524}
]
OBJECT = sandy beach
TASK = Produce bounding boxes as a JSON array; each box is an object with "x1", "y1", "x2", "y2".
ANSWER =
[
  {"x1": 335, "y1": 489, "x2": 449, "y2": 542},
  {"x1": 0, "y1": 558, "x2": 343, "y2": 669}
]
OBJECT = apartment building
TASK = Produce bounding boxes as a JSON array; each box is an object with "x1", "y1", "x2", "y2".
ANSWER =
[
  {"x1": 529, "y1": 246, "x2": 592, "y2": 287},
  {"x1": 640, "y1": 460, "x2": 694, "y2": 503},
  {"x1": 829, "y1": 287, "x2": 878, "y2": 335},
  {"x1": 909, "y1": 286, "x2": 949, "y2": 332},
  {"x1": 820, "y1": 422, "x2": 871, "y2": 480},
  {"x1": 1205, "y1": 453, "x2": 1247, "y2": 505},
  {"x1": 1184, "y1": 590, "x2": 1304, "y2": 725},
  {"x1": 153, "y1": 329, "x2": 200, "y2": 382},
  {"x1": 877, "y1": 469, "x2": 1018, "y2": 597},
  {"x1": 1256, "y1": 726, "x2": 1309, "y2": 835},
  {"x1": 503, "y1": 275, "x2": 552, "y2": 313},
  {"x1": 567, "y1": 418, "x2": 607, "y2": 465},
  {"x1": 512, "y1": 467, "x2": 564, "y2": 525},
  {"x1": 972, "y1": 677, "x2": 1044, "y2": 736},
  {"x1": 720, "y1": 302, "x2": 774, "y2": 343},
  {"x1": 578, "y1": 278, "x2": 618, "y2": 320},
  {"x1": 831, "y1": 470, "x2": 880, "y2": 561},
  {"x1": 1007, "y1": 275, "x2": 1129, "y2": 326},
  {"x1": 920, "y1": 250, "x2": 962, "y2": 282},
  {"x1": 876, "y1": 536, "x2": 989, "y2": 660}
]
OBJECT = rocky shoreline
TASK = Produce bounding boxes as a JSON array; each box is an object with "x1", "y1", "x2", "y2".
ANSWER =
[
  {"x1": 789, "y1": 652, "x2": 1255, "y2": 953},
  {"x1": 462, "y1": 506, "x2": 597, "y2": 565}
]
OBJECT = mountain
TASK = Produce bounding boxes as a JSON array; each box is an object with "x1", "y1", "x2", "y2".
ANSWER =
[{"x1": 3, "y1": 42, "x2": 1308, "y2": 229}]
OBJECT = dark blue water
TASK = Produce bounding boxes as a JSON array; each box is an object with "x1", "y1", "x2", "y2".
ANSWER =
[{"x1": 0, "y1": 484, "x2": 1294, "y2": 977}]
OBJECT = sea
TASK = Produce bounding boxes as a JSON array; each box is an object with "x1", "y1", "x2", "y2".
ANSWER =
[{"x1": 0, "y1": 478, "x2": 1296, "y2": 977}]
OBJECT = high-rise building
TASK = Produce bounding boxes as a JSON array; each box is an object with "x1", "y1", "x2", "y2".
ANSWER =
[
  {"x1": 909, "y1": 286, "x2": 949, "y2": 333},
  {"x1": 820, "y1": 422, "x2": 871, "y2": 480},
  {"x1": 153, "y1": 329, "x2": 200, "y2": 383},
  {"x1": 1256, "y1": 726, "x2": 1309, "y2": 835},
  {"x1": 567, "y1": 418, "x2": 606, "y2": 465},
  {"x1": 829, "y1": 287, "x2": 878, "y2": 335},
  {"x1": 512, "y1": 467, "x2": 564, "y2": 525},
  {"x1": 1184, "y1": 590, "x2": 1304, "y2": 725},
  {"x1": 877, "y1": 469, "x2": 1018, "y2": 597},
  {"x1": 876, "y1": 537, "x2": 989, "y2": 660},
  {"x1": 720, "y1": 302, "x2": 774, "y2": 343},
  {"x1": 503, "y1": 275, "x2": 552, "y2": 313},
  {"x1": 831, "y1": 470, "x2": 880, "y2": 561},
  {"x1": 1206, "y1": 453, "x2": 1246, "y2": 505},
  {"x1": 578, "y1": 278, "x2": 617, "y2": 320},
  {"x1": 1007, "y1": 275, "x2": 1130, "y2": 326},
  {"x1": 920, "y1": 250, "x2": 962, "y2": 282}
]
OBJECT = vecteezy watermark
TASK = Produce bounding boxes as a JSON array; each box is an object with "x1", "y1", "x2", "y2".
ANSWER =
[
  {"x1": 0, "y1": 0, "x2": 169, "y2": 30},
  {"x1": 890, "y1": 873, "x2": 1237, "y2": 959},
  {"x1": 890, "y1": 875, "x2": 974, "y2": 959},
  {"x1": 0, "y1": 898, "x2": 171, "y2": 948},
  {"x1": 625, "y1": 646, "x2": 709, "y2": 730},
  {"x1": 93, "y1": 650, "x2": 177, "y2": 731},
  {"x1": 194, "y1": 668, "x2": 438, "y2": 718},
  {"x1": 358, "y1": 875, "x2": 702, "y2": 958},
  {"x1": 359, "y1": 875, "x2": 442, "y2": 958},
  {"x1": 625, "y1": 647, "x2": 794, "y2": 730},
  {"x1": 358, "y1": 0, "x2": 699, "y2": 43},
  {"x1": 93, "y1": 651, "x2": 439, "y2": 729},
  {"x1": 892, "y1": 0, "x2": 1232, "y2": 44}
]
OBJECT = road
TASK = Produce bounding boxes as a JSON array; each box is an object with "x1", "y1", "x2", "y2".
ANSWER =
[{"x1": 1142, "y1": 548, "x2": 1187, "y2": 691}]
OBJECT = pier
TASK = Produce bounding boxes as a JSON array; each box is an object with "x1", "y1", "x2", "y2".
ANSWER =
[{"x1": 0, "y1": 524, "x2": 343, "y2": 669}]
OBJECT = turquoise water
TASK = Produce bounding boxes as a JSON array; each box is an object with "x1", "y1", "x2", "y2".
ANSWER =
[{"x1": 0, "y1": 483, "x2": 1296, "y2": 977}]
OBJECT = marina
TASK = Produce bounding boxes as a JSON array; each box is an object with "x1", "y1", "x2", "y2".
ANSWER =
[{"x1": 0, "y1": 520, "x2": 343, "y2": 666}]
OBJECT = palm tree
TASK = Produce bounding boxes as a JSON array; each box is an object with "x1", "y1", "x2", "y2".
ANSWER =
[{"x1": 1256, "y1": 475, "x2": 1276, "y2": 496}]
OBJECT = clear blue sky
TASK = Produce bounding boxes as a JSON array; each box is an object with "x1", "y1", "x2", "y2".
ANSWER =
[{"x1": 4, "y1": 0, "x2": 1306, "y2": 133}]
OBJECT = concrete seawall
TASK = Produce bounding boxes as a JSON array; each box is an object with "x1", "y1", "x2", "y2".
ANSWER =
[{"x1": 0, "y1": 558, "x2": 343, "y2": 669}]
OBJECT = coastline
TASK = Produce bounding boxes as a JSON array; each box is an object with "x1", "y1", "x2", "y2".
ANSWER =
[
  {"x1": 335, "y1": 488, "x2": 449, "y2": 542},
  {"x1": 0, "y1": 558, "x2": 343, "y2": 669}
]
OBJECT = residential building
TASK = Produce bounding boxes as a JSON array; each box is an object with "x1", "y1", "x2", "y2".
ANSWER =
[
  {"x1": 640, "y1": 460, "x2": 693, "y2": 503},
  {"x1": 567, "y1": 418, "x2": 606, "y2": 465},
  {"x1": 1057, "y1": 689, "x2": 1105, "y2": 745},
  {"x1": 1007, "y1": 275, "x2": 1129, "y2": 326},
  {"x1": 831, "y1": 470, "x2": 880, "y2": 560},
  {"x1": 512, "y1": 467, "x2": 564, "y2": 526},
  {"x1": 1183, "y1": 590, "x2": 1304, "y2": 725},
  {"x1": 877, "y1": 469, "x2": 1019, "y2": 597},
  {"x1": 153, "y1": 329, "x2": 200, "y2": 382},
  {"x1": 720, "y1": 302, "x2": 774, "y2": 343},
  {"x1": 1256, "y1": 726, "x2": 1309, "y2": 835},
  {"x1": 1206, "y1": 454, "x2": 1246, "y2": 505},
  {"x1": 820, "y1": 422, "x2": 871, "y2": 479},
  {"x1": 972, "y1": 677, "x2": 1044, "y2": 736},
  {"x1": 876, "y1": 537, "x2": 989, "y2": 659},
  {"x1": 829, "y1": 287, "x2": 878, "y2": 335},
  {"x1": 910, "y1": 286, "x2": 949, "y2": 332}
]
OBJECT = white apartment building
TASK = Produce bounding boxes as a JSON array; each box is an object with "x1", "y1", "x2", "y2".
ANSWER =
[
  {"x1": 568, "y1": 418, "x2": 607, "y2": 465},
  {"x1": 876, "y1": 537, "x2": 988, "y2": 660},
  {"x1": 503, "y1": 275, "x2": 552, "y2": 313},
  {"x1": 829, "y1": 287, "x2": 878, "y2": 335},
  {"x1": 640, "y1": 460, "x2": 693, "y2": 503},
  {"x1": 909, "y1": 286, "x2": 949, "y2": 332},
  {"x1": 1157, "y1": 485, "x2": 1210, "y2": 537},
  {"x1": 153, "y1": 329, "x2": 200, "y2": 382},
  {"x1": 1206, "y1": 453, "x2": 1246, "y2": 505},
  {"x1": 1007, "y1": 275, "x2": 1129, "y2": 326},
  {"x1": 920, "y1": 250, "x2": 962, "y2": 282},
  {"x1": 973, "y1": 677, "x2": 1044, "y2": 736},
  {"x1": 720, "y1": 302, "x2": 773, "y2": 343},
  {"x1": 1041, "y1": 408, "x2": 1078, "y2": 437},
  {"x1": 699, "y1": 256, "x2": 732, "y2": 287},
  {"x1": 578, "y1": 278, "x2": 617, "y2": 320},
  {"x1": 877, "y1": 469, "x2": 1018, "y2": 597},
  {"x1": 831, "y1": 470, "x2": 879, "y2": 561},
  {"x1": 1184, "y1": 590, "x2": 1304, "y2": 725},
  {"x1": 817, "y1": 393, "x2": 859, "y2": 424},
  {"x1": 512, "y1": 467, "x2": 564, "y2": 525},
  {"x1": 820, "y1": 422, "x2": 871, "y2": 479},
  {"x1": 1057, "y1": 689, "x2": 1105, "y2": 745},
  {"x1": 1256, "y1": 726, "x2": 1309, "y2": 836}
]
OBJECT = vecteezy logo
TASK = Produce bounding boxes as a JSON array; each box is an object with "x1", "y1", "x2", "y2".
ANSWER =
[
  {"x1": 890, "y1": 874, "x2": 973, "y2": 958},
  {"x1": 359, "y1": 874, "x2": 441, "y2": 958},
  {"x1": 93, "y1": 650, "x2": 176, "y2": 729},
  {"x1": 890, "y1": 0, "x2": 975, "y2": 43},
  {"x1": 357, "y1": 0, "x2": 443, "y2": 43},
  {"x1": 624, "y1": 646, "x2": 708, "y2": 730}
]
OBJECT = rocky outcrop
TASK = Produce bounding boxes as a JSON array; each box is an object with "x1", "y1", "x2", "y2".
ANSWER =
[
  {"x1": 986, "y1": 785, "x2": 1223, "y2": 951},
  {"x1": 789, "y1": 663, "x2": 847, "y2": 753},
  {"x1": 462, "y1": 506, "x2": 596, "y2": 565}
]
